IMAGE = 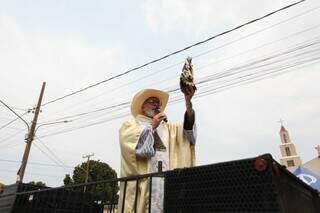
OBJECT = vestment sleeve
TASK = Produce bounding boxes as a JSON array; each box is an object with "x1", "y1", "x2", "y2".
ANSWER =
[
  {"x1": 183, "y1": 110, "x2": 197, "y2": 145},
  {"x1": 118, "y1": 120, "x2": 150, "y2": 212},
  {"x1": 119, "y1": 120, "x2": 146, "y2": 176},
  {"x1": 168, "y1": 122, "x2": 196, "y2": 168}
]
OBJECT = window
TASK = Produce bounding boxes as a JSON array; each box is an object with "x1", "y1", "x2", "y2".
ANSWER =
[
  {"x1": 287, "y1": 160, "x2": 295, "y2": 167},
  {"x1": 283, "y1": 133, "x2": 288, "y2": 143},
  {"x1": 285, "y1": 147, "x2": 291, "y2": 156}
]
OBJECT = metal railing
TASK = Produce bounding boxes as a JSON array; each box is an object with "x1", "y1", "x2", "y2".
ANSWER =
[{"x1": 0, "y1": 162, "x2": 165, "y2": 213}]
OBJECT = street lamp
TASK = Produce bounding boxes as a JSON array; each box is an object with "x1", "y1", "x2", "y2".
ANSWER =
[
  {"x1": 17, "y1": 118, "x2": 72, "y2": 183},
  {"x1": 35, "y1": 120, "x2": 72, "y2": 134}
]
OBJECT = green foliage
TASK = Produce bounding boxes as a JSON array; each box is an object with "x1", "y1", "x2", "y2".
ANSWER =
[
  {"x1": 63, "y1": 174, "x2": 74, "y2": 185},
  {"x1": 63, "y1": 160, "x2": 119, "y2": 203},
  {"x1": 27, "y1": 181, "x2": 47, "y2": 187},
  {"x1": 0, "y1": 182, "x2": 4, "y2": 193}
]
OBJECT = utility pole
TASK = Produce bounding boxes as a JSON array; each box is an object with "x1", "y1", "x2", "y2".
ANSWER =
[
  {"x1": 17, "y1": 82, "x2": 46, "y2": 183},
  {"x1": 83, "y1": 153, "x2": 94, "y2": 192}
]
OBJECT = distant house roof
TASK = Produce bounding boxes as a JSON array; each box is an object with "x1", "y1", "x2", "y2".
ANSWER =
[
  {"x1": 302, "y1": 157, "x2": 320, "y2": 176},
  {"x1": 286, "y1": 157, "x2": 320, "y2": 175}
]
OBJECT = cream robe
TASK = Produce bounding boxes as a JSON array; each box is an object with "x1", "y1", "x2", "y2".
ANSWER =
[{"x1": 118, "y1": 115, "x2": 196, "y2": 213}]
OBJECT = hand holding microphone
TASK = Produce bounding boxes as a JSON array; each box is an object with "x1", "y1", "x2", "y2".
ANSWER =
[
  {"x1": 152, "y1": 109, "x2": 168, "y2": 129},
  {"x1": 154, "y1": 108, "x2": 168, "y2": 122}
]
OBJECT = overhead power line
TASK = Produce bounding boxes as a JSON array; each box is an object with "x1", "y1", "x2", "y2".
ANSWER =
[
  {"x1": 35, "y1": 136, "x2": 71, "y2": 171},
  {"x1": 40, "y1": 5, "x2": 320, "y2": 120},
  {"x1": 0, "y1": 129, "x2": 25, "y2": 145},
  {"x1": 1, "y1": 169, "x2": 61, "y2": 178},
  {"x1": 40, "y1": 101, "x2": 130, "y2": 124},
  {"x1": 40, "y1": 36, "x2": 320, "y2": 127},
  {"x1": 38, "y1": 111, "x2": 129, "y2": 138},
  {"x1": 0, "y1": 158, "x2": 73, "y2": 168},
  {"x1": 36, "y1": 44, "x2": 320, "y2": 138},
  {"x1": 41, "y1": 0, "x2": 305, "y2": 107},
  {"x1": 192, "y1": 5, "x2": 320, "y2": 60},
  {"x1": 33, "y1": 142, "x2": 70, "y2": 171},
  {"x1": 0, "y1": 105, "x2": 29, "y2": 111},
  {"x1": 0, "y1": 100, "x2": 30, "y2": 131},
  {"x1": 44, "y1": 22, "x2": 320, "y2": 124},
  {"x1": 0, "y1": 114, "x2": 29, "y2": 131},
  {"x1": 0, "y1": 141, "x2": 24, "y2": 150},
  {"x1": 36, "y1": 136, "x2": 89, "y2": 176}
]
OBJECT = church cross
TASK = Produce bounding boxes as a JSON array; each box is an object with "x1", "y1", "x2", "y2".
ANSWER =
[{"x1": 278, "y1": 119, "x2": 285, "y2": 126}]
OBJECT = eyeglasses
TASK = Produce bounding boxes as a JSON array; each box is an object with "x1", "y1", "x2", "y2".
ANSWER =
[{"x1": 144, "y1": 98, "x2": 161, "y2": 106}]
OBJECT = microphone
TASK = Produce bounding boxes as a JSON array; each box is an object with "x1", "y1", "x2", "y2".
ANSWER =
[{"x1": 154, "y1": 108, "x2": 168, "y2": 123}]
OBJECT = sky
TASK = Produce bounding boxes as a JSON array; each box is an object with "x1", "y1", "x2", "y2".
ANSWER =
[{"x1": 0, "y1": 0, "x2": 320, "y2": 187}]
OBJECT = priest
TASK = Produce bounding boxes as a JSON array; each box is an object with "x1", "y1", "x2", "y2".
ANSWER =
[{"x1": 118, "y1": 86, "x2": 196, "y2": 213}]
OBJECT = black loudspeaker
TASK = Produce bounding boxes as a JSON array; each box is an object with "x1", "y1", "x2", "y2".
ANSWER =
[
  {"x1": 0, "y1": 183, "x2": 104, "y2": 213},
  {"x1": 0, "y1": 183, "x2": 47, "y2": 213},
  {"x1": 164, "y1": 154, "x2": 320, "y2": 213}
]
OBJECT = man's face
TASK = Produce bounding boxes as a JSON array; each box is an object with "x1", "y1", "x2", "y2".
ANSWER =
[{"x1": 141, "y1": 97, "x2": 161, "y2": 118}]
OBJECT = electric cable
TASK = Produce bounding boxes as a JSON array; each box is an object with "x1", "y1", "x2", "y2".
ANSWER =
[
  {"x1": 35, "y1": 136, "x2": 72, "y2": 171},
  {"x1": 0, "y1": 107, "x2": 30, "y2": 131},
  {"x1": 36, "y1": 52, "x2": 320, "y2": 139},
  {"x1": 0, "y1": 158, "x2": 73, "y2": 168},
  {"x1": 41, "y1": 0, "x2": 305, "y2": 107},
  {"x1": 33, "y1": 142, "x2": 70, "y2": 171},
  {"x1": 40, "y1": 36, "x2": 320, "y2": 126},
  {"x1": 40, "y1": 22, "x2": 320, "y2": 124}
]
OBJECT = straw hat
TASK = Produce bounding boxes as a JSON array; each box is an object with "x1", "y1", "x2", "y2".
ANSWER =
[{"x1": 131, "y1": 89, "x2": 169, "y2": 117}]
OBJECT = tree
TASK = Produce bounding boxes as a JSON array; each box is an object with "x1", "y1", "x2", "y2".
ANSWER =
[
  {"x1": 64, "y1": 160, "x2": 119, "y2": 203},
  {"x1": 28, "y1": 181, "x2": 47, "y2": 187},
  {"x1": 63, "y1": 174, "x2": 74, "y2": 185},
  {"x1": 0, "y1": 182, "x2": 4, "y2": 193}
]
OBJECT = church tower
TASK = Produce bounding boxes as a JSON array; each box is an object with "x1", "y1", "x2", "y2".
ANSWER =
[{"x1": 279, "y1": 124, "x2": 302, "y2": 168}]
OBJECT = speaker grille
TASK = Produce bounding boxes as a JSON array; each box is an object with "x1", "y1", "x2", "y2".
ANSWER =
[{"x1": 164, "y1": 155, "x2": 280, "y2": 212}]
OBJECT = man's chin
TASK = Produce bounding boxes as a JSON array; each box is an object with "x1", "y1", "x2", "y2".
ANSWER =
[{"x1": 144, "y1": 111, "x2": 156, "y2": 118}]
